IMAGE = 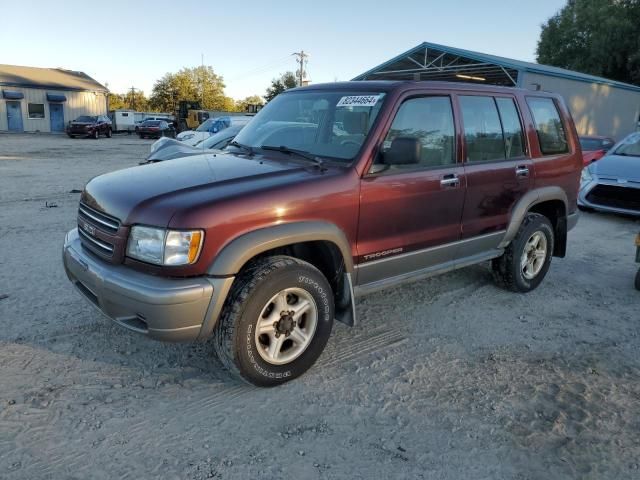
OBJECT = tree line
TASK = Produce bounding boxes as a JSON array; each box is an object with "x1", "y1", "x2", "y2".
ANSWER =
[
  {"x1": 109, "y1": 67, "x2": 299, "y2": 113},
  {"x1": 537, "y1": 0, "x2": 640, "y2": 85}
]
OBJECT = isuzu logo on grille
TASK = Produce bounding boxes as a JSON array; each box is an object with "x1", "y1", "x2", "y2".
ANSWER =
[{"x1": 81, "y1": 221, "x2": 96, "y2": 236}]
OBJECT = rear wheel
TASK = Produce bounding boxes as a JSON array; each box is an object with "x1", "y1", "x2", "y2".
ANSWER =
[
  {"x1": 492, "y1": 213, "x2": 554, "y2": 293},
  {"x1": 635, "y1": 269, "x2": 640, "y2": 291},
  {"x1": 213, "y1": 256, "x2": 334, "y2": 387},
  {"x1": 67, "y1": 134, "x2": 75, "y2": 139}
]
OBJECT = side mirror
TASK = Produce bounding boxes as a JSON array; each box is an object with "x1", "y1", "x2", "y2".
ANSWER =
[{"x1": 383, "y1": 137, "x2": 421, "y2": 165}]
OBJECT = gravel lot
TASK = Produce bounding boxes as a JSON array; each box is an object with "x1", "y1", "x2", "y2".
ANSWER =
[{"x1": 1, "y1": 133, "x2": 639, "y2": 479}]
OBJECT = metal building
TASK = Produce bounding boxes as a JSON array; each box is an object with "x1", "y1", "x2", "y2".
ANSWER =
[
  {"x1": 0, "y1": 64, "x2": 108, "y2": 134},
  {"x1": 353, "y1": 42, "x2": 640, "y2": 140}
]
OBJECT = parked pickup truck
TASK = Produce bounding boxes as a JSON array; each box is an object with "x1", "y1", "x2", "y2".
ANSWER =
[{"x1": 63, "y1": 81, "x2": 581, "y2": 386}]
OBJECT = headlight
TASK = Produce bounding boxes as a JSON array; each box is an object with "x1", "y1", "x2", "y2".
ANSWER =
[
  {"x1": 126, "y1": 226, "x2": 204, "y2": 266},
  {"x1": 150, "y1": 137, "x2": 170, "y2": 153},
  {"x1": 580, "y1": 167, "x2": 593, "y2": 184}
]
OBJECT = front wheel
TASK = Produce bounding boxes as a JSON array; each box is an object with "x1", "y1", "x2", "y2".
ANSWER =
[
  {"x1": 213, "y1": 256, "x2": 334, "y2": 387},
  {"x1": 106, "y1": 128, "x2": 112, "y2": 138},
  {"x1": 92, "y1": 129, "x2": 99, "y2": 139},
  {"x1": 492, "y1": 213, "x2": 554, "y2": 293},
  {"x1": 635, "y1": 268, "x2": 640, "y2": 291}
]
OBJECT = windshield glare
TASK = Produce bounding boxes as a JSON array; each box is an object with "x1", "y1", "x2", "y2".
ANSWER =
[
  {"x1": 613, "y1": 133, "x2": 640, "y2": 157},
  {"x1": 233, "y1": 90, "x2": 386, "y2": 162}
]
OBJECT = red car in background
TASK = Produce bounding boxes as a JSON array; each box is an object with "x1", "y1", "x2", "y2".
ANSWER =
[{"x1": 579, "y1": 135, "x2": 615, "y2": 166}]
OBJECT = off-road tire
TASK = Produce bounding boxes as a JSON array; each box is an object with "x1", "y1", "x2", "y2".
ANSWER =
[
  {"x1": 213, "y1": 256, "x2": 334, "y2": 387},
  {"x1": 635, "y1": 268, "x2": 640, "y2": 291},
  {"x1": 492, "y1": 213, "x2": 554, "y2": 293}
]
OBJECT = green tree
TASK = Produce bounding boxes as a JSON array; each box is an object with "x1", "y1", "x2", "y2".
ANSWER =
[
  {"x1": 264, "y1": 72, "x2": 298, "y2": 103},
  {"x1": 149, "y1": 66, "x2": 232, "y2": 112},
  {"x1": 236, "y1": 94, "x2": 265, "y2": 112},
  {"x1": 536, "y1": 0, "x2": 640, "y2": 85}
]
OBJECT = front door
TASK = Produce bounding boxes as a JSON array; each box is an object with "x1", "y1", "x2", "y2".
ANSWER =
[
  {"x1": 49, "y1": 103, "x2": 65, "y2": 132},
  {"x1": 6, "y1": 101, "x2": 23, "y2": 132},
  {"x1": 356, "y1": 95, "x2": 466, "y2": 286},
  {"x1": 457, "y1": 95, "x2": 532, "y2": 245}
]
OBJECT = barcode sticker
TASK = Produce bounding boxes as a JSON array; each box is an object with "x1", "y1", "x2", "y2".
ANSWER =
[{"x1": 336, "y1": 95, "x2": 380, "y2": 107}]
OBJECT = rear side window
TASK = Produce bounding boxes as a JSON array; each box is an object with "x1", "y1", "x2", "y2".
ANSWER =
[
  {"x1": 459, "y1": 96, "x2": 505, "y2": 162},
  {"x1": 382, "y1": 96, "x2": 456, "y2": 168},
  {"x1": 526, "y1": 97, "x2": 568, "y2": 155},
  {"x1": 495, "y1": 98, "x2": 525, "y2": 158}
]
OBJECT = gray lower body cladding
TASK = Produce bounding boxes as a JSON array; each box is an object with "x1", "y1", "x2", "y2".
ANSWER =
[{"x1": 63, "y1": 228, "x2": 232, "y2": 342}]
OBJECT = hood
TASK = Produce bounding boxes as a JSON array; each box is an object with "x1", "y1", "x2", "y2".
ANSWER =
[
  {"x1": 81, "y1": 152, "x2": 335, "y2": 226},
  {"x1": 176, "y1": 130, "x2": 196, "y2": 139},
  {"x1": 145, "y1": 140, "x2": 207, "y2": 163},
  {"x1": 592, "y1": 154, "x2": 640, "y2": 182}
]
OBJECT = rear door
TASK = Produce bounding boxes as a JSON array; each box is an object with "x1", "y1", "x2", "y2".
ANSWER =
[
  {"x1": 457, "y1": 94, "x2": 532, "y2": 245},
  {"x1": 356, "y1": 94, "x2": 466, "y2": 286}
]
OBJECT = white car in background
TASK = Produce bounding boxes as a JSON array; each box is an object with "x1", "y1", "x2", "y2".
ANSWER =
[{"x1": 177, "y1": 115, "x2": 253, "y2": 146}]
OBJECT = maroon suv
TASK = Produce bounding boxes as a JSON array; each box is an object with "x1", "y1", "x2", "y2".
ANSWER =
[
  {"x1": 67, "y1": 115, "x2": 112, "y2": 139},
  {"x1": 63, "y1": 81, "x2": 582, "y2": 386}
]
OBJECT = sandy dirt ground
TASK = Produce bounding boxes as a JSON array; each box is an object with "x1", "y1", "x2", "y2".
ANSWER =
[{"x1": 0, "y1": 133, "x2": 639, "y2": 480}]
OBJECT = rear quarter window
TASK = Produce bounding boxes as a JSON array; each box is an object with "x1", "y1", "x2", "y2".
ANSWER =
[{"x1": 526, "y1": 97, "x2": 568, "y2": 155}]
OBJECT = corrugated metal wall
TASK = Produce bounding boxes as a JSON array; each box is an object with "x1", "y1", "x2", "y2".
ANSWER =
[
  {"x1": 521, "y1": 72, "x2": 640, "y2": 141},
  {"x1": 0, "y1": 87, "x2": 108, "y2": 133}
]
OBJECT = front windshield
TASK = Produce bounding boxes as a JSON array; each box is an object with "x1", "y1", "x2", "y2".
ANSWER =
[
  {"x1": 196, "y1": 118, "x2": 214, "y2": 132},
  {"x1": 200, "y1": 125, "x2": 242, "y2": 149},
  {"x1": 76, "y1": 115, "x2": 97, "y2": 122},
  {"x1": 143, "y1": 120, "x2": 162, "y2": 126},
  {"x1": 613, "y1": 133, "x2": 640, "y2": 157},
  {"x1": 233, "y1": 90, "x2": 386, "y2": 162}
]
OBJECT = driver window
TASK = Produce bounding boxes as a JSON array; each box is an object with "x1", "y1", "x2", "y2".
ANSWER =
[{"x1": 379, "y1": 96, "x2": 455, "y2": 169}]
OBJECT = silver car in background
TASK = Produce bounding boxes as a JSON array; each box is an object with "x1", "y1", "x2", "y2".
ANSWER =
[{"x1": 579, "y1": 132, "x2": 640, "y2": 216}]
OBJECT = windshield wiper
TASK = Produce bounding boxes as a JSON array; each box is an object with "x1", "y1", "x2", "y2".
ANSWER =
[
  {"x1": 229, "y1": 141, "x2": 255, "y2": 155},
  {"x1": 260, "y1": 145, "x2": 327, "y2": 170}
]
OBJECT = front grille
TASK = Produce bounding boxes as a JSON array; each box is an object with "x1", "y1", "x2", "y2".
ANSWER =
[
  {"x1": 77, "y1": 202, "x2": 123, "y2": 260},
  {"x1": 78, "y1": 203, "x2": 119, "y2": 233},
  {"x1": 586, "y1": 184, "x2": 640, "y2": 212},
  {"x1": 78, "y1": 227, "x2": 114, "y2": 256}
]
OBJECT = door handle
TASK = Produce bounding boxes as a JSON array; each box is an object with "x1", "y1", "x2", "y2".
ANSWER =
[
  {"x1": 440, "y1": 174, "x2": 460, "y2": 188},
  {"x1": 516, "y1": 166, "x2": 530, "y2": 178}
]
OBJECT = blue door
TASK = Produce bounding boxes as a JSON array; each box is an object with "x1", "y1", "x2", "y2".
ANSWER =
[
  {"x1": 49, "y1": 103, "x2": 65, "y2": 132},
  {"x1": 6, "y1": 101, "x2": 23, "y2": 132}
]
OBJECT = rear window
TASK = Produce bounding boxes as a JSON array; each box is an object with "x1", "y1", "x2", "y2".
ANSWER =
[{"x1": 526, "y1": 97, "x2": 568, "y2": 155}]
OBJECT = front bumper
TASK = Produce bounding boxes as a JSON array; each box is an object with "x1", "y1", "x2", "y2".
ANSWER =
[
  {"x1": 578, "y1": 180, "x2": 640, "y2": 217},
  {"x1": 62, "y1": 228, "x2": 233, "y2": 342}
]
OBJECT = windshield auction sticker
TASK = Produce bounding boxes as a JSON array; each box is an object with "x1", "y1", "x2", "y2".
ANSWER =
[{"x1": 336, "y1": 95, "x2": 380, "y2": 107}]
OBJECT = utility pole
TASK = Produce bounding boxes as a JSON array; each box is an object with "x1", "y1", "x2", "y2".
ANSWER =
[
  {"x1": 292, "y1": 50, "x2": 309, "y2": 87},
  {"x1": 200, "y1": 53, "x2": 204, "y2": 104},
  {"x1": 129, "y1": 86, "x2": 137, "y2": 110}
]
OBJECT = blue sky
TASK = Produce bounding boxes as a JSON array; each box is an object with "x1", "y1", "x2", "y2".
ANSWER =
[{"x1": 1, "y1": 0, "x2": 566, "y2": 100}]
